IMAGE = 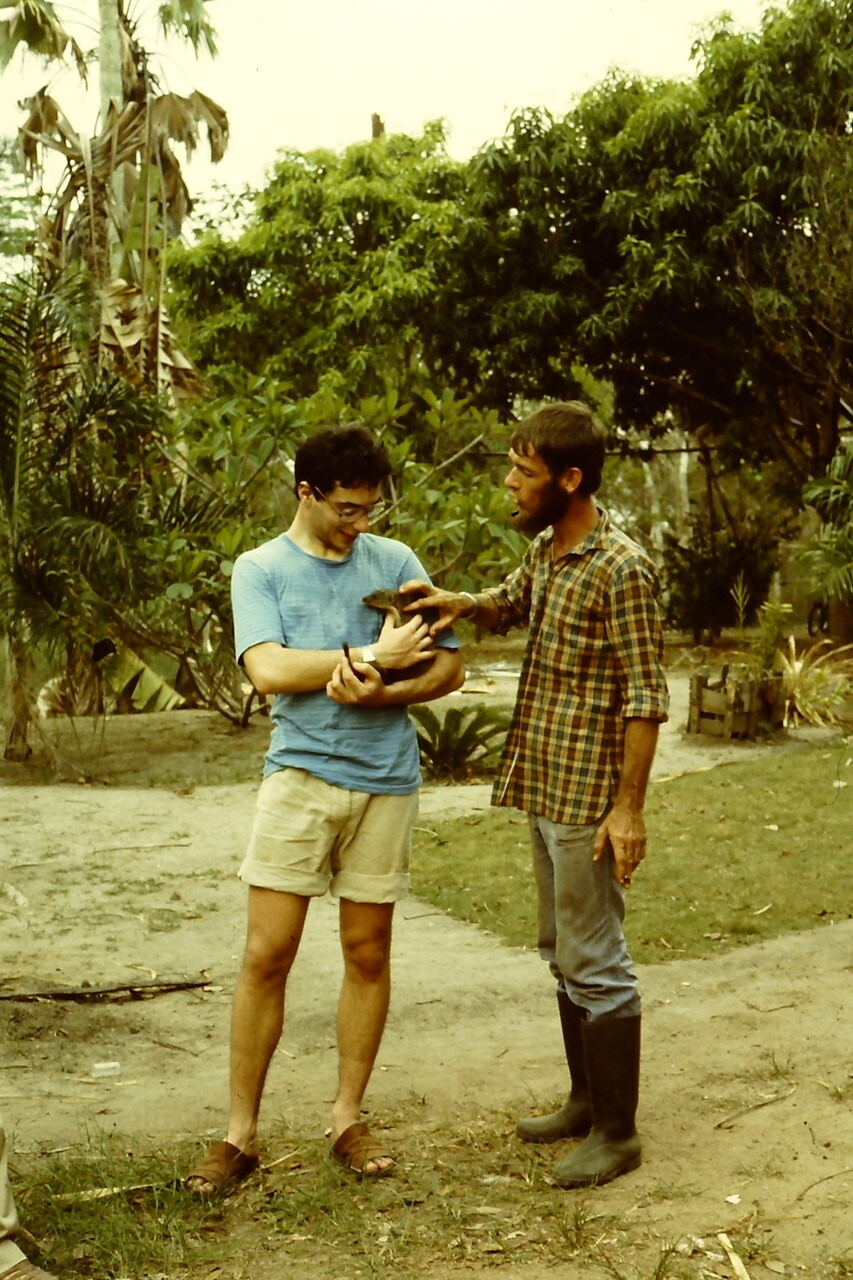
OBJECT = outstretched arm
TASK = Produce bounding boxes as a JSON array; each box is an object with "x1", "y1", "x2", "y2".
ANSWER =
[{"x1": 398, "y1": 579, "x2": 502, "y2": 635}]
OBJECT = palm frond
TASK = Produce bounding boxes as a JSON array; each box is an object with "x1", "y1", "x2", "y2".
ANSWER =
[{"x1": 0, "y1": 1, "x2": 85, "y2": 75}]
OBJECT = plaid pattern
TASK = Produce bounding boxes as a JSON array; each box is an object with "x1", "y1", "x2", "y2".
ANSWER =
[{"x1": 487, "y1": 510, "x2": 669, "y2": 826}]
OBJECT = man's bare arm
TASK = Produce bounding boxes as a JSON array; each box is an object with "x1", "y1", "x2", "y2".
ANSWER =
[
  {"x1": 398, "y1": 579, "x2": 502, "y2": 635},
  {"x1": 593, "y1": 719, "x2": 660, "y2": 887},
  {"x1": 326, "y1": 648, "x2": 465, "y2": 707},
  {"x1": 243, "y1": 613, "x2": 434, "y2": 695}
]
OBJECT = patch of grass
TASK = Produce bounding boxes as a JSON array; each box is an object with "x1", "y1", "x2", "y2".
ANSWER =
[
  {"x1": 412, "y1": 744, "x2": 852, "y2": 963},
  {"x1": 597, "y1": 1240, "x2": 687, "y2": 1280},
  {"x1": 15, "y1": 1134, "x2": 213, "y2": 1277},
  {"x1": 13, "y1": 1118, "x2": 681, "y2": 1279}
]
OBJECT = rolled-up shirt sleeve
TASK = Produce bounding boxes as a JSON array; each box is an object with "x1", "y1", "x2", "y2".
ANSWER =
[
  {"x1": 607, "y1": 560, "x2": 669, "y2": 722},
  {"x1": 483, "y1": 547, "x2": 536, "y2": 634}
]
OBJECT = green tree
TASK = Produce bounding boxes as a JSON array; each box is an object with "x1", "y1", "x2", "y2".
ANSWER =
[
  {"x1": 438, "y1": 0, "x2": 853, "y2": 484},
  {"x1": 168, "y1": 124, "x2": 470, "y2": 406}
]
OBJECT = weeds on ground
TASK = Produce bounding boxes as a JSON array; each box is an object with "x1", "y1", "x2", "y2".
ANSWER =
[
  {"x1": 412, "y1": 743, "x2": 852, "y2": 962},
  {"x1": 16, "y1": 1118, "x2": 680, "y2": 1279},
  {"x1": 597, "y1": 1240, "x2": 687, "y2": 1280},
  {"x1": 818, "y1": 1073, "x2": 853, "y2": 1103},
  {"x1": 15, "y1": 1134, "x2": 211, "y2": 1276}
]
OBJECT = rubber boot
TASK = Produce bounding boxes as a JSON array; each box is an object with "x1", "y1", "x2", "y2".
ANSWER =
[
  {"x1": 517, "y1": 989, "x2": 591, "y2": 1143},
  {"x1": 552, "y1": 1014, "x2": 641, "y2": 1187}
]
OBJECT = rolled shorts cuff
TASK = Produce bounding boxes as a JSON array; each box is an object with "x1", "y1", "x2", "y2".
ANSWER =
[
  {"x1": 333, "y1": 869, "x2": 410, "y2": 904},
  {"x1": 237, "y1": 860, "x2": 330, "y2": 897}
]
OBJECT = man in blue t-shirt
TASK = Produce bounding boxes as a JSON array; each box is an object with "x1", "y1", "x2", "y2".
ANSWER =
[{"x1": 187, "y1": 426, "x2": 463, "y2": 1192}]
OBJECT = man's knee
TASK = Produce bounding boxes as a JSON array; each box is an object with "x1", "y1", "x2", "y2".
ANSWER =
[
  {"x1": 241, "y1": 931, "x2": 300, "y2": 986},
  {"x1": 341, "y1": 930, "x2": 392, "y2": 982}
]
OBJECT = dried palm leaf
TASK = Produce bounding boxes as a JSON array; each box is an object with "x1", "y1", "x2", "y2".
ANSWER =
[{"x1": 0, "y1": 0, "x2": 86, "y2": 78}]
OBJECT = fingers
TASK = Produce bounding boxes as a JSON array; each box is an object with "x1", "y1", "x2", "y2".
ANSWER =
[
  {"x1": 594, "y1": 811, "x2": 645, "y2": 888},
  {"x1": 380, "y1": 611, "x2": 426, "y2": 636},
  {"x1": 614, "y1": 842, "x2": 645, "y2": 889},
  {"x1": 398, "y1": 580, "x2": 435, "y2": 611},
  {"x1": 327, "y1": 661, "x2": 381, "y2": 703}
]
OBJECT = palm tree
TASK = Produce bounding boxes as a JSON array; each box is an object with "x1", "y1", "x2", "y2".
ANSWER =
[
  {"x1": 0, "y1": 270, "x2": 155, "y2": 756},
  {"x1": 0, "y1": 269, "x2": 264, "y2": 758},
  {"x1": 4, "y1": 0, "x2": 227, "y2": 396}
]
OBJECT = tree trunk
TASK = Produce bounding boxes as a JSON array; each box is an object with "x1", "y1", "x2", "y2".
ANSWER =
[
  {"x1": 828, "y1": 597, "x2": 853, "y2": 645},
  {"x1": 2, "y1": 633, "x2": 33, "y2": 762},
  {"x1": 98, "y1": 0, "x2": 124, "y2": 122},
  {"x1": 98, "y1": 0, "x2": 133, "y2": 274}
]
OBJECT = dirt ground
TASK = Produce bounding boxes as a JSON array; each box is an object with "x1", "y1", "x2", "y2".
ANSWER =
[{"x1": 1, "y1": 671, "x2": 851, "y2": 1279}]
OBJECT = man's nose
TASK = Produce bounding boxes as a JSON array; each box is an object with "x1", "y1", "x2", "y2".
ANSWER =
[
  {"x1": 504, "y1": 469, "x2": 518, "y2": 489},
  {"x1": 353, "y1": 511, "x2": 372, "y2": 532}
]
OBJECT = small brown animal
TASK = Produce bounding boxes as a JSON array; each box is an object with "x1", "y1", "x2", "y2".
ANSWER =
[{"x1": 362, "y1": 587, "x2": 437, "y2": 683}]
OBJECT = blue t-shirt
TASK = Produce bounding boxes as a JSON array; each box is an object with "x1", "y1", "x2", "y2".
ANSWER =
[{"x1": 231, "y1": 532, "x2": 458, "y2": 793}]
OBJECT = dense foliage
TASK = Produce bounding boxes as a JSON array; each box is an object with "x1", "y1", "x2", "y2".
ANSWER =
[
  {"x1": 169, "y1": 123, "x2": 469, "y2": 407},
  {"x1": 171, "y1": 0, "x2": 853, "y2": 487}
]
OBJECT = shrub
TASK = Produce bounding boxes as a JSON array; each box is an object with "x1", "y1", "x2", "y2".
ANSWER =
[{"x1": 409, "y1": 703, "x2": 510, "y2": 780}]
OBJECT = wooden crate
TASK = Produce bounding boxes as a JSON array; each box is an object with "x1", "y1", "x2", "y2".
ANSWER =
[{"x1": 688, "y1": 669, "x2": 784, "y2": 740}]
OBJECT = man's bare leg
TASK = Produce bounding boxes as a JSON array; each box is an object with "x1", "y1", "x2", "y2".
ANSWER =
[
  {"x1": 331, "y1": 899, "x2": 395, "y2": 1174},
  {"x1": 187, "y1": 886, "x2": 310, "y2": 1193}
]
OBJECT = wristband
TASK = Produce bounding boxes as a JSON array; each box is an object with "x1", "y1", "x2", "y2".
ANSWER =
[
  {"x1": 458, "y1": 591, "x2": 478, "y2": 619},
  {"x1": 361, "y1": 645, "x2": 377, "y2": 664}
]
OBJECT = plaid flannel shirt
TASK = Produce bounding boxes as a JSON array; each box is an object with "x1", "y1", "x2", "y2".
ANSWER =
[{"x1": 487, "y1": 509, "x2": 669, "y2": 826}]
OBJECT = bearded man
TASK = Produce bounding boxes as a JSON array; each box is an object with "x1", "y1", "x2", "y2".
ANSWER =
[{"x1": 403, "y1": 401, "x2": 669, "y2": 1188}]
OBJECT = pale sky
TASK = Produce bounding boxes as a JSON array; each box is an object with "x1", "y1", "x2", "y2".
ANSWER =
[{"x1": 1, "y1": 0, "x2": 769, "y2": 197}]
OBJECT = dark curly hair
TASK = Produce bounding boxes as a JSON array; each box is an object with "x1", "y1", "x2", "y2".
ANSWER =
[
  {"x1": 294, "y1": 426, "x2": 393, "y2": 495},
  {"x1": 510, "y1": 402, "x2": 606, "y2": 495}
]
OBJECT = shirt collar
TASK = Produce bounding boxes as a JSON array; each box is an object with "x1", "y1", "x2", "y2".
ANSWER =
[{"x1": 543, "y1": 507, "x2": 611, "y2": 560}]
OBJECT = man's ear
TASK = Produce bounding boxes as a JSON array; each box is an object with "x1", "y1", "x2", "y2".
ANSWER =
[
  {"x1": 558, "y1": 467, "x2": 584, "y2": 496},
  {"x1": 296, "y1": 480, "x2": 314, "y2": 502}
]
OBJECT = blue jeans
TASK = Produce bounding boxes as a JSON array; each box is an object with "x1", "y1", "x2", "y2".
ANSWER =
[{"x1": 529, "y1": 813, "x2": 640, "y2": 1021}]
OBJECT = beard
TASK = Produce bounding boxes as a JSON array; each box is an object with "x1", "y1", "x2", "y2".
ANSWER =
[{"x1": 514, "y1": 479, "x2": 570, "y2": 536}]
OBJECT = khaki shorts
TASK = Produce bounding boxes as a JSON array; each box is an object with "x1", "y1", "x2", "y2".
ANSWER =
[{"x1": 239, "y1": 767, "x2": 417, "y2": 903}]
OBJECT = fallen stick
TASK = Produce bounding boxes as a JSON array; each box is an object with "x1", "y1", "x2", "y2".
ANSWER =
[
  {"x1": 263, "y1": 1148, "x2": 303, "y2": 1170},
  {"x1": 152, "y1": 1039, "x2": 198, "y2": 1056},
  {"x1": 714, "y1": 1084, "x2": 796, "y2": 1129},
  {"x1": 93, "y1": 840, "x2": 192, "y2": 853},
  {"x1": 794, "y1": 1166, "x2": 853, "y2": 1201},
  {"x1": 717, "y1": 1233, "x2": 751, "y2": 1280},
  {"x1": 0, "y1": 978, "x2": 210, "y2": 1004},
  {"x1": 54, "y1": 1182, "x2": 167, "y2": 1203}
]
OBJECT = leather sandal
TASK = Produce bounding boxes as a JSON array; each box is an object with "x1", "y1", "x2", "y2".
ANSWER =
[
  {"x1": 185, "y1": 1139, "x2": 259, "y2": 1197},
  {"x1": 331, "y1": 1122, "x2": 394, "y2": 1178}
]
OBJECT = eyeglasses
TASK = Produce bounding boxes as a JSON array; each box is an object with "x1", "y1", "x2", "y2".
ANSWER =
[{"x1": 312, "y1": 486, "x2": 388, "y2": 523}]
